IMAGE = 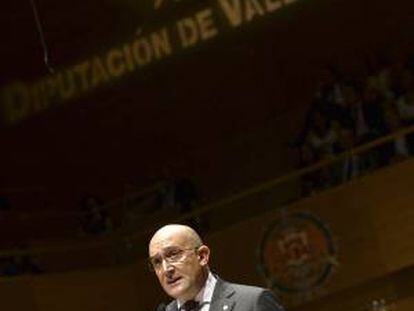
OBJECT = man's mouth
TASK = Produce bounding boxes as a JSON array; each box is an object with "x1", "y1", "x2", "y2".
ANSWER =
[{"x1": 166, "y1": 276, "x2": 182, "y2": 286}]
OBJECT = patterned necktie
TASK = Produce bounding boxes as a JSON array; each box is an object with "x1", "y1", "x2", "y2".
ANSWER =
[{"x1": 182, "y1": 300, "x2": 200, "y2": 311}]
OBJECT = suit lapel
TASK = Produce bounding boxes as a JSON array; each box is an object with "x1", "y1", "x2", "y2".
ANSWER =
[{"x1": 210, "y1": 278, "x2": 236, "y2": 311}]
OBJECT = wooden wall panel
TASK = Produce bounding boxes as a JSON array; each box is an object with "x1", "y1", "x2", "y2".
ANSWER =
[
  {"x1": 0, "y1": 278, "x2": 37, "y2": 310},
  {"x1": 207, "y1": 159, "x2": 414, "y2": 308},
  {"x1": 1, "y1": 154, "x2": 414, "y2": 311}
]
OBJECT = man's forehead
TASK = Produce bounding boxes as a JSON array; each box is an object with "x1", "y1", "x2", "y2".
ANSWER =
[{"x1": 149, "y1": 228, "x2": 188, "y2": 253}]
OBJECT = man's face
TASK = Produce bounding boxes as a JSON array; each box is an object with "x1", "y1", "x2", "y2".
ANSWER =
[{"x1": 149, "y1": 230, "x2": 209, "y2": 301}]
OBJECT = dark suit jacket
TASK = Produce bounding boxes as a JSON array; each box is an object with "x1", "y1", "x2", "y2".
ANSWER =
[{"x1": 165, "y1": 278, "x2": 284, "y2": 311}]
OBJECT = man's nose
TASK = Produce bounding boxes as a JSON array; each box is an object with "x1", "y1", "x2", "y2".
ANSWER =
[{"x1": 161, "y1": 259, "x2": 174, "y2": 272}]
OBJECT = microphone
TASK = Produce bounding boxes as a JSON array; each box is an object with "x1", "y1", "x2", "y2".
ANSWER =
[{"x1": 156, "y1": 302, "x2": 167, "y2": 311}]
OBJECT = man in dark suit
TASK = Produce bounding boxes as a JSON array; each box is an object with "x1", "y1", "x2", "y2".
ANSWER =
[{"x1": 148, "y1": 224, "x2": 285, "y2": 311}]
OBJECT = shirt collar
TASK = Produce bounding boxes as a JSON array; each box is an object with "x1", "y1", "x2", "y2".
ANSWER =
[{"x1": 177, "y1": 271, "x2": 217, "y2": 308}]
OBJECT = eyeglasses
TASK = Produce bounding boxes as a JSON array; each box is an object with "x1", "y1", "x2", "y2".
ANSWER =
[{"x1": 148, "y1": 246, "x2": 200, "y2": 272}]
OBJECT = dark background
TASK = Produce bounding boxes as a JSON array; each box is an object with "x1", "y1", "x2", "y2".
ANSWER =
[{"x1": 1, "y1": 0, "x2": 413, "y2": 216}]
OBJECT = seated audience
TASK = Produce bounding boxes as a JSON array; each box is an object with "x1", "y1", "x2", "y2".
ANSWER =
[
  {"x1": 296, "y1": 51, "x2": 414, "y2": 195},
  {"x1": 78, "y1": 195, "x2": 113, "y2": 236}
]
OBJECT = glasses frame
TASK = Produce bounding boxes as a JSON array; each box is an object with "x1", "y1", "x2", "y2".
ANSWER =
[{"x1": 148, "y1": 246, "x2": 201, "y2": 272}]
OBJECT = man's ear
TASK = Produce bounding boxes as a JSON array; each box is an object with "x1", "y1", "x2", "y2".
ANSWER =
[{"x1": 198, "y1": 245, "x2": 210, "y2": 266}]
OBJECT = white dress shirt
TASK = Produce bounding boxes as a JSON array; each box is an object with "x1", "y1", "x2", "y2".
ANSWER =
[{"x1": 177, "y1": 272, "x2": 217, "y2": 311}]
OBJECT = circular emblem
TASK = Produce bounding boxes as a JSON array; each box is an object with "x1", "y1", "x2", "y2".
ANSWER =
[{"x1": 258, "y1": 212, "x2": 336, "y2": 293}]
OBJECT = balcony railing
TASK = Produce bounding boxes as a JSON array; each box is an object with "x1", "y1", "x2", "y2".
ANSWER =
[{"x1": 1, "y1": 124, "x2": 414, "y2": 274}]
